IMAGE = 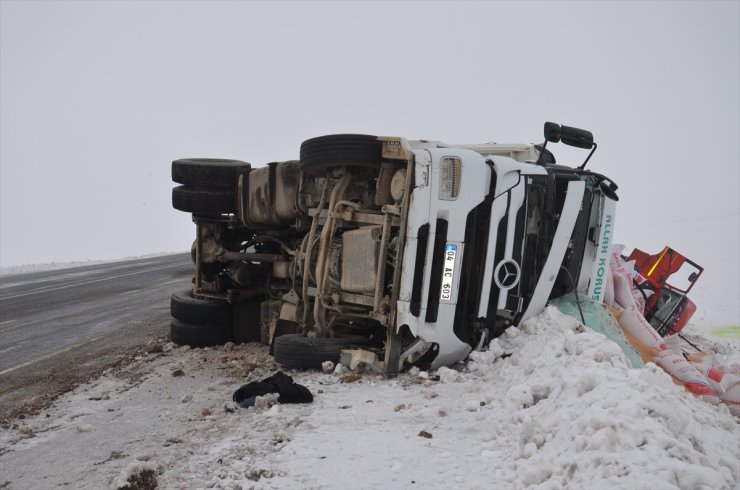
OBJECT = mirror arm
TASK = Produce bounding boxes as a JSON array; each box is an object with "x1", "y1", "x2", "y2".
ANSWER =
[
  {"x1": 535, "y1": 140, "x2": 549, "y2": 165},
  {"x1": 578, "y1": 142, "x2": 598, "y2": 170}
]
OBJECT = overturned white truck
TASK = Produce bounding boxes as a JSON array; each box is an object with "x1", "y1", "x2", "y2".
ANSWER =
[{"x1": 170, "y1": 122, "x2": 619, "y2": 376}]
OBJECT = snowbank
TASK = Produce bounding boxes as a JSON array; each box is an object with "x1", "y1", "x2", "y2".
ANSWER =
[{"x1": 0, "y1": 307, "x2": 738, "y2": 489}]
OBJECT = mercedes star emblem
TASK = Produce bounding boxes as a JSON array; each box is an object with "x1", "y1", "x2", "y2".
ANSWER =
[{"x1": 494, "y1": 260, "x2": 521, "y2": 289}]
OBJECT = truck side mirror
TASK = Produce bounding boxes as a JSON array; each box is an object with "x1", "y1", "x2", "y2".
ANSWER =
[
  {"x1": 599, "y1": 181, "x2": 619, "y2": 201},
  {"x1": 540, "y1": 121, "x2": 597, "y2": 169},
  {"x1": 560, "y1": 125, "x2": 594, "y2": 150},
  {"x1": 544, "y1": 122, "x2": 561, "y2": 142}
]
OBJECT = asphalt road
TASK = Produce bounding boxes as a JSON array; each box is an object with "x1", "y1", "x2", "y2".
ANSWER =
[{"x1": 0, "y1": 253, "x2": 192, "y2": 421}]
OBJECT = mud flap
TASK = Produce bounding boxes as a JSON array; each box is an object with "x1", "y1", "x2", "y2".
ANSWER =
[{"x1": 383, "y1": 323, "x2": 404, "y2": 378}]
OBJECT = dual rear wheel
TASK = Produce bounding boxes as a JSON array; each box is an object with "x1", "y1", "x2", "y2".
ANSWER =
[
  {"x1": 171, "y1": 158, "x2": 250, "y2": 214},
  {"x1": 169, "y1": 290, "x2": 261, "y2": 348},
  {"x1": 169, "y1": 290, "x2": 233, "y2": 347}
]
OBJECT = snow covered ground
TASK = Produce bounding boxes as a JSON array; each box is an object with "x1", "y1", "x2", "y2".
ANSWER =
[{"x1": 1, "y1": 306, "x2": 738, "y2": 490}]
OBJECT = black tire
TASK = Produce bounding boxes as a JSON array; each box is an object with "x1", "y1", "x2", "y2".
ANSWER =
[
  {"x1": 172, "y1": 158, "x2": 250, "y2": 188},
  {"x1": 172, "y1": 185, "x2": 236, "y2": 214},
  {"x1": 300, "y1": 134, "x2": 383, "y2": 175},
  {"x1": 171, "y1": 290, "x2": 233, "y2": 326},
  {"x1": 272, "y1": 334, "x2": 372, "y2": 369},
  {"x1": 170, "y1": 318, "x2": 233, "y2": 348}
]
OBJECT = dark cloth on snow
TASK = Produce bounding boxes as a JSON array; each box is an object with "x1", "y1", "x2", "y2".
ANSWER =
[{"x1": 232, "y1": 371, "x2": 313, "y2": 407}]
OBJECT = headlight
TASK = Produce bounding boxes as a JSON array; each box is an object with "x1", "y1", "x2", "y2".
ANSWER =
[{"x1": 439, "y1": 157, "x2": 462, "y2": 200}]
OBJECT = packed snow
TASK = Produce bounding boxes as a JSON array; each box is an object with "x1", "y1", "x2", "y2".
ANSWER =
[{"x1": 1, "y1": 307, "x2": 738, "y2": 489}]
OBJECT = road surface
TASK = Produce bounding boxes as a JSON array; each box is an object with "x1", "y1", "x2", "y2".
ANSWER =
[{"x1": 0, "y1": 253, "x2": 192, "y2": 422}]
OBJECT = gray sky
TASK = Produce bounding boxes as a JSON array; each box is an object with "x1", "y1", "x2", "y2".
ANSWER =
[{"x1": 1, "y1": 1, "x2": 738, "y2": 325}]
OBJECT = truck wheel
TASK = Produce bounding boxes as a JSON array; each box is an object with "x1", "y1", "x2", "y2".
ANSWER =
[
  {"x1": 300, "y1": 134, "x2": 383, "y2": 175},
  {"x1": 272, "y1": 334, "x2": 372, "y2": 369},
  {"x1": 170, "y1": 319, "x2": 233, "y2": 348},
  {"x1": 172, "y1": 185, "x2": 236, "y2": 214},
  {"x1": 172, "y1": 158, "x2": 250, "y2": 188},
  {"x1": 171, "y1": 290, "x2": 233, "y2": 326}
]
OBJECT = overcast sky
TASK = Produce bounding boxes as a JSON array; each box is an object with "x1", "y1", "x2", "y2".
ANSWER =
[{"x1": 1, "y1": 1, "x2": 738, "y2": 325}]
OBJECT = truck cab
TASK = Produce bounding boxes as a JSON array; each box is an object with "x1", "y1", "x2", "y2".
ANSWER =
[{"x1": 389, "y1": 134, "x2": 617, "y2": 369}]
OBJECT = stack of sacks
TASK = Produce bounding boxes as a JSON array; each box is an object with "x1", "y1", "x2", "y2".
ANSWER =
[
  {"x1": 605, "y1": 245, "x2": 723, "y2": 407},
  {"x1": 682, "y1": 345, "x2": 740, "y2": 416},
  {"x1": 606, "y1": 245, "x2": 667, "y2": 355},
  {"x1": 607, "y1": 246, "x2": 651, "y2": 316}
]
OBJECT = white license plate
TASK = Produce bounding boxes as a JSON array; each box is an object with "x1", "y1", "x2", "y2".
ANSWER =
[{"x1": 440, "y1": 244, "x2": 457, "y2": 301}]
